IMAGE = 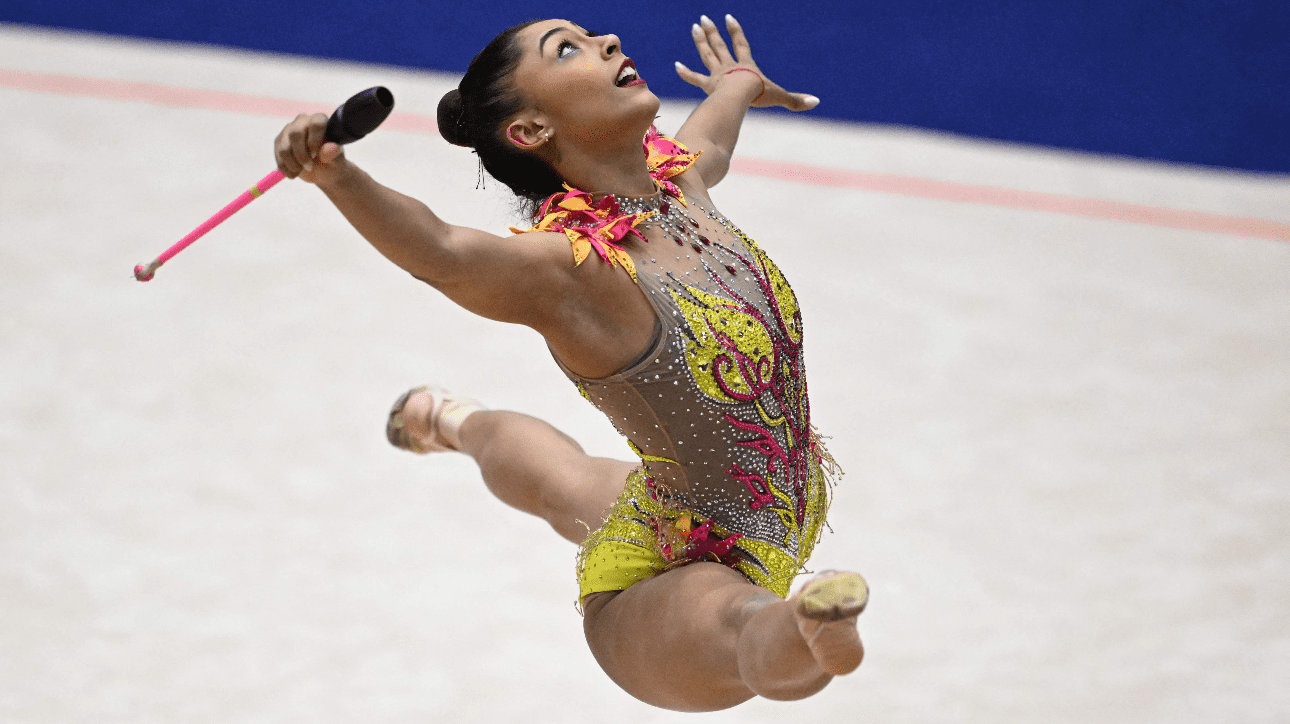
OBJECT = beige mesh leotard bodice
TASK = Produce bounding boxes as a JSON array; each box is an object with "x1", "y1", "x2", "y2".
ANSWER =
[{"x1": 520, "y1": 129, "x2": 836, "y2": 596}]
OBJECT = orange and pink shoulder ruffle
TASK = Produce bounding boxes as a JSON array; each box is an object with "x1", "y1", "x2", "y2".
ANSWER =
[{"x1": 508, "y1": 126, "x2": 700, "y2": 281}]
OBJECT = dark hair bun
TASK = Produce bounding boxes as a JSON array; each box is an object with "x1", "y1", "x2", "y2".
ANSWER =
[
  {"x1": 437, "y1": 89, "x2": 472, "y2": 148},
  {"x1": 441, "y1": 21, "x2": 566, "y2": 219}
]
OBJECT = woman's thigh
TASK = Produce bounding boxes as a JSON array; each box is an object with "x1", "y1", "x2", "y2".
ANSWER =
[
  {"x1": 581, "y1": 563, "x2": 777, "y2": 712},
  {"x1": 552, "y1": 457, "x2": 639, "y2": 544}
]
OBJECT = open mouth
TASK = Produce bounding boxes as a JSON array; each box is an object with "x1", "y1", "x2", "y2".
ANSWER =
[{"x1": 616, "y1": 59, "x2": 643, "y2": 87}]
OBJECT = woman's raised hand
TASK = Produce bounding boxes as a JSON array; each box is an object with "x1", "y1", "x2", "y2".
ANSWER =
[
  {"x1": 274, "y1": 112, "x2": 347, "y2": 184},
  {"x1": 675, "y1": 14, "x2": 819, "y2": 111}
]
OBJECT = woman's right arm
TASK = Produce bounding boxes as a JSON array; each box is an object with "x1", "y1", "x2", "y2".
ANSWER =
[
  {"x1": 274, "y1": 112, "x2": 572, "y2": 328},
  {"x1": 275, "y1": 112, "x2": 660, "y2": 378}
]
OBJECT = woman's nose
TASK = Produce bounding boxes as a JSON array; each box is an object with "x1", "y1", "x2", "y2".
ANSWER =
[{"x1": 599, "y1": 34, "x2": 621, "y2": 58}]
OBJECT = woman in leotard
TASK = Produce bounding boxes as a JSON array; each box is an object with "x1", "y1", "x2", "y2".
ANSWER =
[{"x1": 274, "y1": 15, "x2": 866, "y2": 712}]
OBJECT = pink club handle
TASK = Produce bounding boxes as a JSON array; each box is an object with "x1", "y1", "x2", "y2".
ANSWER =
[
  {"x1": 133, "y1": 87, "x2": 393, "y2": 283},
  {"x1": 134, "y1": 168, "x2": 285, "y2": 282}
]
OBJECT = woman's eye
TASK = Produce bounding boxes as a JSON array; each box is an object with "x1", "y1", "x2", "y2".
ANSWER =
[{"x1": 557, "y1": 40, "x2": 576, "y2": 58}]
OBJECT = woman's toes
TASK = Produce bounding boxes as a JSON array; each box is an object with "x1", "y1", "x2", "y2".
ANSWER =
[
  {"x1": 796, "y1": 570, "x2": 868, "y2": 620},
  {"x1": 400, "y1": 391, "x2": 436, "y2": 444}
]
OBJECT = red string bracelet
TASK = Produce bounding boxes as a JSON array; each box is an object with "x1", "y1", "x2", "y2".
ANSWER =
[{"x1": 724, "y1": 68, "x2": 765, "y2": 102}]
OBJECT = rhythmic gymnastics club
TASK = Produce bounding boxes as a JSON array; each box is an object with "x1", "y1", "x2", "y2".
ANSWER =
[{"x1": 133, "y1": 86, "x2": 395, "y2": 282}]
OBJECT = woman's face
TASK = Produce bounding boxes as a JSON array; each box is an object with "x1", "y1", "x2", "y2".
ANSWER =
[{"x1": 510, "y1": 19, "x2": 661, "y2": 147}]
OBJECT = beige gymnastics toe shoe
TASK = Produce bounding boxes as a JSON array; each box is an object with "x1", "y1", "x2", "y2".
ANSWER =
[
  {"x1": 791, "y1": 570, "x2": 869, "y2": 676},
  {"x1": 385, "y1": 385, "x2": 485, "y2": 453}
]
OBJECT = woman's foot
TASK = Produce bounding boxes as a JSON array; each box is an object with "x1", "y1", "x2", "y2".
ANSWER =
[
  {"x1": 791, "y1": 570, "x2": 868, "y2": 676},
  {"x1": 386, "y1": 385, "x2": 485, "y2": 453}
]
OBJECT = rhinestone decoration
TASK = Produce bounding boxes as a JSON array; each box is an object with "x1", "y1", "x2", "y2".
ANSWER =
[{"x1": 515, "y1": 127, "x2": 839, "y2": 601}]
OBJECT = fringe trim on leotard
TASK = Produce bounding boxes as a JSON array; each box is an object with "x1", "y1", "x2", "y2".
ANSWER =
[{"x1": 810, "y1": 425, "x2": 843, "y2": 540}]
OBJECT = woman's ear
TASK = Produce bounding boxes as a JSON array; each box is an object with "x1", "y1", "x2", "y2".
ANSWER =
[{"x1": 506, "y1": 119, "x2": 552, "y2": 150}]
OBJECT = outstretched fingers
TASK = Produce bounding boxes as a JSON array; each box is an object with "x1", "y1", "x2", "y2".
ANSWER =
[
  {"x1": 689, "y1": 20, "x2": 721, "y2": 72},
  {"x1": 674, "y1": 60, "x2": 708, "y2": 89},
  {"x1": 783, "y1": 92, "x2": 821, "y2": 112},
  {"x1": 698, "y1": 15, "x2": 736, "y2": 65},
  {"x1": 724, "y1": 14, "x2": 753, "y2": 62},
  {"x1": 680, "y1": 15, "x2": 751, "y2": 94},
  {"x1": 754, "y1": 84, "x2": 820, "y2": 112},
  {"x1": 676, "y1": 14, "x2": 820, "y2": 112}
]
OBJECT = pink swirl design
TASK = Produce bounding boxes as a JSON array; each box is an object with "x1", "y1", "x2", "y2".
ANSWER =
[{"x1": 686, "y1": 247, "x2": 816, "y2": 527}]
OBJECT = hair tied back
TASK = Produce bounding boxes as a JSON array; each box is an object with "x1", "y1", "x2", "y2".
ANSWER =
[
  {"x1": 439, "y1": 21, "x2": 565, "y2": 218},
  {"x1": 437, "y1": 89, "x2": 472, "y2": 148}
]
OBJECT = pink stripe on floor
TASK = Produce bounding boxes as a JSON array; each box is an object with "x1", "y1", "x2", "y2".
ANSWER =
[
  {"x1": 4, "y1": 68, "x2": 1286, "y2": 241},
  {"x1": 0, "y1": 68, "x2": 439, "y2": 135},
  {"x1": 730, "y1": 158, "x2": 1290, "y2": 241}
]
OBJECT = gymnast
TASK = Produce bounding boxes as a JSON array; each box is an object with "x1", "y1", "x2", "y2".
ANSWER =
[{"x1": 274, "y1": 15, "x2": 867, "y2": 712}]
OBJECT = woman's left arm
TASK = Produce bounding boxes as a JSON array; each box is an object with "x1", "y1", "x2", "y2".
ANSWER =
[{"x1": 673, "y1": 14, "x2": 819, "y2": 188}]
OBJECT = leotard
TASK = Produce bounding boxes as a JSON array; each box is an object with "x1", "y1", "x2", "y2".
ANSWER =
[{"x1": 513, "y1": 129, "x2": 838, "y2": 602}]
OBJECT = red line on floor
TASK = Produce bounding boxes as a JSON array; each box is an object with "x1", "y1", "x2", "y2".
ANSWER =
[
  {"x1": 0, "y1": 68, "x2": 438, "y2": 134},
  {"x1": 4, "y1": 68, "x2": 1286, "y2": 241},
  {"x1": 730, "y1": 158, "x2": 1290, "y2": 241}
]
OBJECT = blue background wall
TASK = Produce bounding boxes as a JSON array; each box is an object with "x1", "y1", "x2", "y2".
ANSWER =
[{"x1": 6, "y1": 0, "x2": 1287, "y2": 172}]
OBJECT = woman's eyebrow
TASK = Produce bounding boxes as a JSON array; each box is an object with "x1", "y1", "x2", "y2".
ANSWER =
[{"x1": 538, "y1": 27, "x2": 573, "y2": 55}]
